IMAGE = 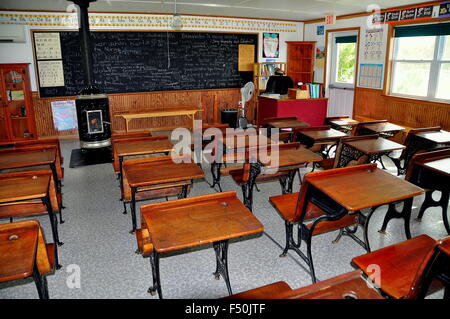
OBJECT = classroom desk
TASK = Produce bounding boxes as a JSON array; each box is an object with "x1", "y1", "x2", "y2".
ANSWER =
[
  {"x1": 0, "y1": 173, "x2": 61, "y2": 268},
  {"x1": 296, "y1": 128, "x2": 347, "y2": 148},
  {"x1": 306, "y1": 164, "x2": 424, "y2": 252},
  {"x1": 407, "y1": 150, "x2": 450, "y2": 234},
  {"x1": 0, "y1": 220, "x2": 54, "y2": 299},
  {"x1": 0, "y1": 149, "x2": 60, "y2": 192},
  {"x1": 263, "y1": 117, "x2": 310, "y2": 142},
  {"x1": 140, "y1": 191, "x2": 264, "y2": 298},
  {"x1": 359, "y1": 122, "x2": 405, "y2": 138},
  {"x1": 242, "y1": 146, "x2": 322, "y2": 210},
  {"x1": 115, "y1": 106, "x2": 201, "y2": 132},
  {"x1": 123, "y1": 160, "x2": 205, "y2": 232},
  {"x1": 115, "y1": 138, "x2": 174, "y2": 199},
  {"x1": 338, "y1": 136, "x2": 406, "y2": 168},
  {"x1": 210, "y1": 135, "x2": 278, "y2": 191},
  {"x1": 326, "y1": 117, "x2": 359, "y2": 133}
]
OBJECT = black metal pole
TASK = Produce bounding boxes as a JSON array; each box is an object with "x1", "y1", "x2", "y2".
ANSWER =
[{"x1": 71, "y1": 0, "x2": 96, "y2": 87}]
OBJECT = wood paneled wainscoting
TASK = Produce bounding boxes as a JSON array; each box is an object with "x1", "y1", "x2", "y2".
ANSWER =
[
  {"x1": 32, "y1": 88, "x2": 250, "y2": 138},
  {"x1": 354, "y1": 87, "x2": 450, "y2": 143}
]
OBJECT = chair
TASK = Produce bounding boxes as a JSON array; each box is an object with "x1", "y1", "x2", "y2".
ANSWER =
[
  {"x1": 269, "y1": 166, "x2": 362, "y2": 283},
  {"x1": 121, "y1": 155, "x2": 193, "y2": 215},
  {"x1": 224, "y1": 270, "x2": 383, "y2": 299},
  {"x1": 352, "y1": 235, "x2": 450, "y2": 299},
  {"x1": 405, "y1": 148, "x2": 450, "y2": 234},
  {"x1": 0, "y1": 220, "x2": 55, "y2": 299}
]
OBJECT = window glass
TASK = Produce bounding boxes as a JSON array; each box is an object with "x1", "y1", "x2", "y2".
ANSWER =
[
  {"x1": 391, "y1": 62, "x2": 431, "y2": 97},
  {"x1": 335, "y1": 42, "x2": 356, "y2": 84},
  {"x1": 442, "y1": 35, "x2": 450, "y2": 61},
  {"x1": 395, "y1": 36, "x2": 436, "y2": 60},
  {"x1": 436, "y1": 63, "x2": 450, "y2": 100}
]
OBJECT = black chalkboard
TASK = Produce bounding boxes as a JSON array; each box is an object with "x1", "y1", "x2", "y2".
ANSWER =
[{"x1": 36, "y1": 31, "x2": 257, "y2": 97}]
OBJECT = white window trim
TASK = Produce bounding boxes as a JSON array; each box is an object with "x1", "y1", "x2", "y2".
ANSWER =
[
  {"x1": 390, "y1": 35, "x2": 450, "y2": 103},
  {"x1": 330, "y1": 31, "x2": 358, "y2": 89}
]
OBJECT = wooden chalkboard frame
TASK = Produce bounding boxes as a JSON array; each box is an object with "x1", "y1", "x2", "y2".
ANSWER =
[{"x1": 31, "y1": 29, "x2": 258, "y2": 98}]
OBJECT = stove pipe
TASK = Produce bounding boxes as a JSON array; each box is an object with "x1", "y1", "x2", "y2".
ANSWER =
[{"x1": 72, "y1": 0, "x2": 111, "y2": 150}]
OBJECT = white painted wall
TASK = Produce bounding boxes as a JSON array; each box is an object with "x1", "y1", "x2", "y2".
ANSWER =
[{"x1": 0, "y1": 11, "x2": 304, "y2": 91}]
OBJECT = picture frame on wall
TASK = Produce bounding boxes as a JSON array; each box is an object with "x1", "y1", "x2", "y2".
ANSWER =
[{"x1": 263, "y1": 33, "x2": 279, "y2": 58}]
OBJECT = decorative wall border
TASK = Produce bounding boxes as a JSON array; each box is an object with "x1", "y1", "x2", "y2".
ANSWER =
[{"x1": 0, "y1": 12, "x2": 298, "y2": 33}]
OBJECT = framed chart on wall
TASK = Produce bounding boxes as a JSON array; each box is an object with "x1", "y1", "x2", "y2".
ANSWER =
[
  {"x1": 358, "y1": 64, "x2": 383, "y2": 89},
  {"x1": 262, "y1": 33, "x2": 279, "y2": 58}
]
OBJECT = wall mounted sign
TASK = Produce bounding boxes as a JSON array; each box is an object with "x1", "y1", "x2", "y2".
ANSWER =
[
  {"x1": 317, "y1": 25, "x2": 324, "y2": 35},
  {"x1": 439, "y1": 1, "x2": 450, "y2": 17},
  {"x1": 372, "y1": 4, "x2": 437, "y2": 24},
  {"x1": 325, "y1": 14, "x2": 336, "y2": 25},
  {"x1": 358, "y1": 64, "x2": 383, "y2": 89}
]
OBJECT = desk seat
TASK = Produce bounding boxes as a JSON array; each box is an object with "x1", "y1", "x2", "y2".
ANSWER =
[
  {"x1": 270, "y1": 192, "x2": 358, "y2": 234},
  {"x1": 352, "y1": 234, "x2": 437, "y2": 299},
  {"x1": 135, "y1": 228, "x2": 153, "y2": 257}
]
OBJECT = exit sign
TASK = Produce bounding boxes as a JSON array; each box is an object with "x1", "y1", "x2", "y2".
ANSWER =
[{"x1": 325, "y1": 14, "x2": 336, "y2": 25}]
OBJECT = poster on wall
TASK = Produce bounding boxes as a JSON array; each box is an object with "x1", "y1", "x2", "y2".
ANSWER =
[
  {"x1": 51, "y1": 100, "x2": 78, "y2": 131},
  {"x1": 262, "y1": 33, "x2": 279, "y2": 58},
  {"x1": 372, "y1": 4, "x2": 437, "y2": 24},
  {"x1": 363, "y1": 29, "x2": 384, "y2": 61},
  {"x1": 439, "y1": 1, "x2": 450, "y2": 17},
  {"x1": 37, "y1": 60, "x2": 65, "y2": 87},
  {"x1": 34, "y1": 32, "x2": 62, "y2": 60},
  {"x1": 315, "y1": 46, "x2": 325, "y2": 69},
  {"x1": 358, "y1": 64, "x2": 383, "y2": 89}
]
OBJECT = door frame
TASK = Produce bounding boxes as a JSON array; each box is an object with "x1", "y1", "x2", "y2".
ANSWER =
[{"x1": 323, "y1": 27, "x2": 361, "y2": 118}]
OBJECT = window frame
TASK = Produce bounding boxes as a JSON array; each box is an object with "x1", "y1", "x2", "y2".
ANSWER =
[
  {"x1": 330, "y1": 31, "x2": 358, "y2": 89},
  {"x1": 386, "y1": 20, "x2": 450, "y2": 104}
]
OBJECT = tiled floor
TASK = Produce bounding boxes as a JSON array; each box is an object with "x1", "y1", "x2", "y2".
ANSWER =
[{"x1": 0, "y1": 138, "x2": 448, "y2": 299}]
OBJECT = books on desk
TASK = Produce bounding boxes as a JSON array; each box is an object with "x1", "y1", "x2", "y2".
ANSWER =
[{"x1": 303, "y1": 83, "x2": 323, "y2": 99}]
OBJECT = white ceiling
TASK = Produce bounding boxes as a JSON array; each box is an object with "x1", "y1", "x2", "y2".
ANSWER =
[{"x1": 0, "y1": 0, "x2": 431, "y2": 21}]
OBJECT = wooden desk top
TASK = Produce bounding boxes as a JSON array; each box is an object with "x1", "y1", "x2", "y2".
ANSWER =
[
  {"x1": 0, "y1": 149, "x2": 56, "y2": 170},
  {"x1": 115, "y1": 139, "x2": 174, "y2": 157},
  {"x1": 328, "y1": 118, "x2": 359, "y2": 127},
  {"x1": 414, "y1": 130, "x2": 450, "y2": 144},
  {"x1": 361, "y1": 122, "x2": 405, "y2": 134},
  {"x1": 0, "y1": 174, "x2": 51, "y2": 204},
  {"x1": 115, "y1": 106, "x2": 200, "y2": 119},
  {"x1": 298, "y1": 128, "x2": 347, "y2": 141},
  {"x1": 343, "y1": 137, "x2": 405, "y2": 154},
  {"x1": 306, "y1": 164, "x2": 424, "y2": 211},
  {"x1": 0, "y1": 222, "x2": 38, "y2": 282},
  {"x1": 221, "y1": 134, "x2": 277, "y2": 150},
  {"x1": 125, "y1": 161, "x2": 204, "y2": 188},
  {"x1": 261, "y1": 146, "x2": 323, "y2": 169},
  {"x1": 265, "y1": 119, "x2": 310, "y2": 129},
  {"x1": 141, "y1": 191, "x2": 264, "y2": 253},
  {"x1": 420, "y1": 157, "x2": 450, "y2": 177}
]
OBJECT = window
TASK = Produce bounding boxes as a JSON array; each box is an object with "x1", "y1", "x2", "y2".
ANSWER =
[
  {"x1": 390, "y1": 23, "x2": 450, "y2": 102},
  {"x1": 331, "y1": 34, "x2": 357, "y2": 88}
]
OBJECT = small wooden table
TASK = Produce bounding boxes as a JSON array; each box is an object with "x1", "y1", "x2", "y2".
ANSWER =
[
  {"x1": 264, "y1": 118, "x2": 310, "y2": 130},
  {"x1": 0, "y1": 173, "x2": 61, "y2": 268},
  {"x1": 326, "y1": 117, "x2": 359, "y2": 133},
  {"x1": 306, "y1": 164, "x2": 424, "y2": 251},
  {"x1": 338, "y1": 136, "x2": 405, "y2": 168},
  {"x1": 0, "y1": 220, "x2": 53, "y2": 299},
  {"x1": 140, "y1": 191, "x2": 264, "y2": 298},
  {"x1": 296, "y1": 128, "x2": 347, "y2": 148},
  {"x1": 359, "y1": 122, "x2": 405, "y2": 138},
  {"x1": 115, "y1": 106, "x2": 201, "y2": 132},
  {"x1": 115, "y1": 138, "x2": 174, "y2": 200},
  {"x1": 124, "y1": 160, "x2": 205, "y2": 232},
  {"x1": 0, "y1": 149, "x2": 59, "y2": 191},
  {"x1": 210, "y1": 134, "x2": 278, "y2": 191},
  {"x1": 243, "y1": 146, "x2": 323, "y2": 210}
]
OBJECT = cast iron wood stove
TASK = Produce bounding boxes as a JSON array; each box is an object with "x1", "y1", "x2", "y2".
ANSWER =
[{"x1": 72, "y1": 0, "x2": 111, "y2": 151}]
